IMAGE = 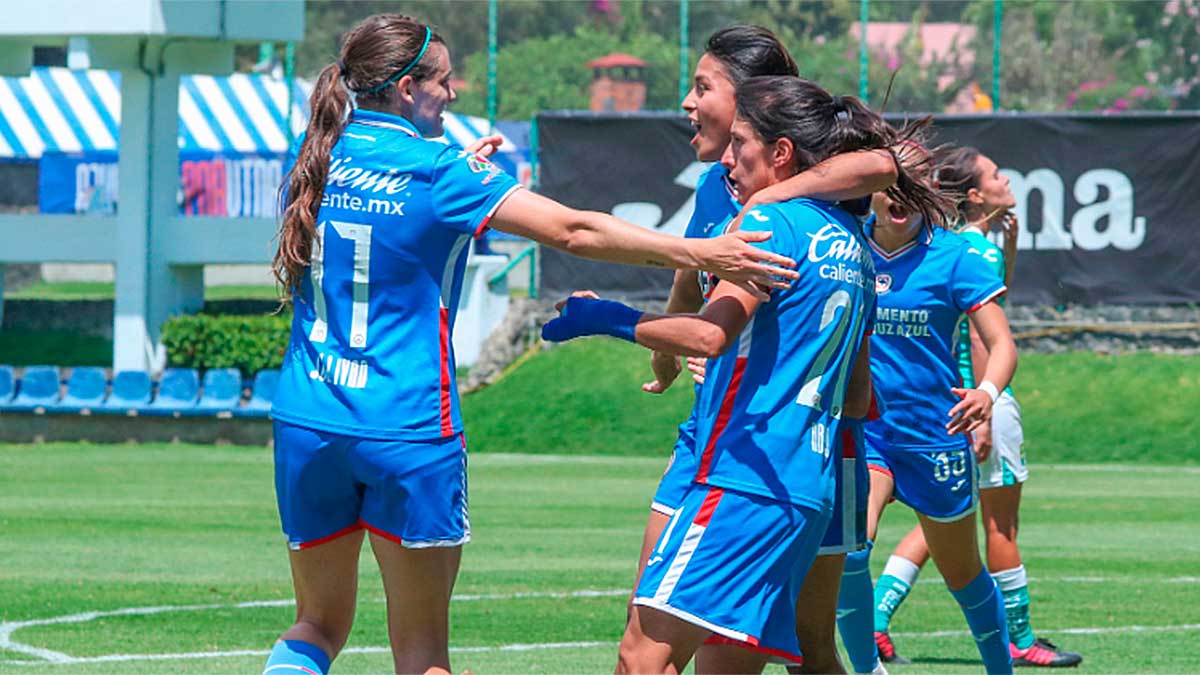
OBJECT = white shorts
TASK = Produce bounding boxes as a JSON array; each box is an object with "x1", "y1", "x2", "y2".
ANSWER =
[{"x1": 979, "y1": 392, "x2": 1028, "y2": 489}]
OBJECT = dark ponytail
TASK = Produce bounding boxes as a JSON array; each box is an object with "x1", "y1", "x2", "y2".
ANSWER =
[
  {"x1": 274, "y1": 14, "x2": 445, "y2": 298},
  {"x1": 931, "y1": 145, "x2": 984, "y2": 223},
  {"x1": 734, "y1": 76, "x2": 954, "y2": 227}
]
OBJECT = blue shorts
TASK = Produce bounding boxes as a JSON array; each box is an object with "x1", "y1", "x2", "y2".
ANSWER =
[
  {"x1": 865, "y1": 439, "x2": 978, "y2": 522},
  {"x1": 273, "y1": 420, "x2": 470, "y2": 550},
  {"x1": 650, "y1": 414, "x2": 698, "y2": 515},
  {"x1": 819, "y1": 423, "x2": 869, "y2": 555},
  {"x1": 634, "y1": 484, "x2": 829, "y2": 665}
]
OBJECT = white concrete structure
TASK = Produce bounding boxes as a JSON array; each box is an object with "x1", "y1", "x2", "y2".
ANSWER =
[{"x1": 0, "y1": 1, "x2": 303, "y2": 372}]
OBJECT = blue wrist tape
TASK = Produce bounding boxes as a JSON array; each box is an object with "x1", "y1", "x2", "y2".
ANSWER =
[{"x1": 541, "y1": 297, "x2": 643, "y2": 343}]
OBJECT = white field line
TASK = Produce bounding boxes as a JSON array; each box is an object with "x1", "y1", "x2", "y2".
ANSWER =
[
  {"x1": 0, "y1": 590, "x2": 628, "y2": 665},
  {"x1": 915, "y1": 575, "x2": 1200, "y2": 586},
  {"x1": 4, "y1": 580, "x2": 1199, "y2": 666},
  {"x1": 893, "y1": 623, "x2": 1200, "y2": 639},
  {"x1": 6, "y1": 624, "x2": 1200, "y2": 667}
]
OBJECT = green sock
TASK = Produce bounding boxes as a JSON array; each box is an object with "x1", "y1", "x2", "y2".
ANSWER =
[
  {"x1": 994, "y1": 565, "x2": 1035, "y2": 649},
  {"x1": 874, "y1": 555, "x2": 921, "y2": 632}
]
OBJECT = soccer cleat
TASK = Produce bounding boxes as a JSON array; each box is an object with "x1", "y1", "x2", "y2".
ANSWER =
[
  {"x1": 869, "y1": 661, "x2": 890, "y2": 675},
  {"x1": 874, "y1": 631, "x2": 911, "y2": 665},
  {"x1": 1011, "y1": 637, "x2": 1083, "y2": 668}
]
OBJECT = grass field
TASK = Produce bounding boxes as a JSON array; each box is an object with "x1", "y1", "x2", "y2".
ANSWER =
[
  {"x1": 1, "y1": 443, "x2": 1199, "y2": 674},
  {"x1": 464, "y1": 339, "x2": 1200, "y2": 464},
  {"x1": 7, "y1": 282, "x2": 279, "y2": 301}
]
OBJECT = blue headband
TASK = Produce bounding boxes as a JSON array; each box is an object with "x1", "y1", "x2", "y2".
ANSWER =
[{"x1": 365, "y1": 26, "x2": 433, "y2": 95}]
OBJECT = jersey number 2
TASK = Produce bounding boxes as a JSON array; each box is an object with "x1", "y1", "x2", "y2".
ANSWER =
[{"x1": 309, "y1": 220, "x2": 373, "y2": 349}]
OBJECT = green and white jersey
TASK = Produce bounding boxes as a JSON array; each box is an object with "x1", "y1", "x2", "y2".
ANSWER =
[{"x1": 954, "y1": 224, "x2": 1013, "y2": 394}]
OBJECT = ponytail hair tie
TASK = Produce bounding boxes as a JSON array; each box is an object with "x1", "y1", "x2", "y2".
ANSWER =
[
  {"x1": 831, "y1": 95, "x2": 850, "y2": 122},
  {"x1": 336, "y1": 59, "x2": 348, "y2": 77}
]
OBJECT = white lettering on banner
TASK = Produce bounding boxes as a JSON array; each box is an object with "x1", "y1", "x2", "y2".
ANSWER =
[
  {"x1": 73, "y1": 162, "x2": 119, "y2": 214},
  {"x1": 609, "y1": 161, "x2": 707, "y2": 237},
  {"x1": 225, "y1": 158, "x2": 283, "y2": 218},
  {"x1": 1002, "y1": 168, "x2": 1146, "y2": 251}
]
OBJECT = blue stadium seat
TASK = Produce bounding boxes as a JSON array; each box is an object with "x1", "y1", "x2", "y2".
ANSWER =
[
  {"x1": 144, "y1": 368, "x2": 200, "y2": 415},
  {"x1": 4, "y1": 365, "x2": 62, "y2": 412},
  {"x1": 99, "y1": 371, "x2": 153, "y2": 414},
  {"x1": 56, "y1": 367, "x2": 108, "y2": 413},
  {"x1": 235, "y1": 369, "x2": 278, "y2": 418},
  {"x1": 194, "y1": 368, "x2": 242, "y2": 415},
  {"x1": 0, "y1": 365, "x2": 14, "y2": 406}
]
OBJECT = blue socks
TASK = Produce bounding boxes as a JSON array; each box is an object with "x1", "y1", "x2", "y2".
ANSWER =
[
  {"x1": 541, "y1": 296, "x2": 644, "y2": 343},
  {"x1": 838, "y1": 542, "x2": 880, "y2": 674},
  {"x1": 263, "y1": 640, "x2": 331, "y2": 675},
  {"x1": 949, "y1": 569, "x2": 1013, "y2": 674}
]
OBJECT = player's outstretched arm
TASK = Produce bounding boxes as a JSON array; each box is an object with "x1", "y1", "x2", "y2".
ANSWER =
[
  {"x1": 488, "y1": 189, "x2": 796, "y2": 300},
  {"x1": 948, "y1": 301, "x2": 1018, "y2": 435},
  {"x1": 739, "y1": 149, "x2": 896, "y2": 211},
  {"x1": 541, "y1": 281, "x2": 760, "y2": 359}
]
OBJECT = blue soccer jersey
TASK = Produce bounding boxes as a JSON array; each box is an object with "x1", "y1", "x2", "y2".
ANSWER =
[
  {"x1": 272, "y1": 109, "x2": 521, "y2": 440},
  {"x1": 863, "y1": 219, "x2": 1006, "y2": 451},
  {"x1": 691, "y1": 199, "x2": 876, "y2": 512},
  {"x1": 653, "y1": 164, "x2": 742, "y2": 512}
]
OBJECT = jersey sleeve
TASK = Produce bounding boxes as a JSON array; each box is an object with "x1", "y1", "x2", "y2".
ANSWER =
[
  {"x1": 431, "y1": 146, "x2": 521, "y2": 238},
  {"x1": 684, "y1": 164, "x2": 724, "y2": 239},
  {"x1": 951, "y1": 244, "x2": 1007, "y2": 313},
  {"x1": 740, "y1": 204, "x2": 798, "y2": 262}
]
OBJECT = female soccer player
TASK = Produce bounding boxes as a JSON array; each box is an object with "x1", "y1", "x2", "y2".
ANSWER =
[
  {"x1": 634, "y1": 27, "x2": 896, "y2": 672},
  {"x1": 834, "y1": 140, "x2": 1019, "y2": 675},
  {"x1": 542, "y1": 75, "x2": 944, "y2": 675},
  {"x1": 870, "y1": 146, "x2": 1082, "y2": 668},
  {"x1": 262, "y1": 15, "x2": 802, "y2": 675}
]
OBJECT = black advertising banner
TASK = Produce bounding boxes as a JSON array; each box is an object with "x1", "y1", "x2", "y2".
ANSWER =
[
  {"x1": 537, "y1": 112, "x2": 1200, "y2": 305},
  {"x1": 537, "y1": 112, "x2": 700, "y2": 300},
  {"x1": 929, "y1": 115, "x2": 1200, "y2": 305}
]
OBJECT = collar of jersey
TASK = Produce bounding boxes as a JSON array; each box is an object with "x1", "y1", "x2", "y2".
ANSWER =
[
  {"x1": 350, "y1": 109, "x2": 421, "y2": 138},
  {"x1": 864, "y1": 214, "x2": 934, "y2": 260}
]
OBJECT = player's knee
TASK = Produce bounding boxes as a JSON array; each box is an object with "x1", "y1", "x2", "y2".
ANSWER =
[{"x1": 294, "y1": 614, "x2": 354, "y2": 654}]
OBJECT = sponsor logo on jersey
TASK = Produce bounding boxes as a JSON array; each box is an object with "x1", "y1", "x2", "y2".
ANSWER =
[
  {"x1": 876, "y1": 273, "x2": 893, "y2": 294},
  {"x1": 807, "y1": 223, "x2": 874, "y2": 290}
]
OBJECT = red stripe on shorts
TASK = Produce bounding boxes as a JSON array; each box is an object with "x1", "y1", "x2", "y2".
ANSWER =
[
  {"x1": 842, "y1": 427, "x2": 858, "y2": 459},
  {"x1": 359, "y1": 519, "x2": 404, "y2": 546},
  {"x1": 439, "y1": 307, "x2": 454, "y2": 437},
  {"x1": 692, "y1": 487, "x2": 724, "y2": 528},
  {"x1": 695, "y1": 357, "x2": 746, "y2": 483},
  {"x1": 296, "y1": 522, "x2": 363, "y2": 550},
  {"x1": 704, "y1": 634, "x2": 804, "y2": 665}
]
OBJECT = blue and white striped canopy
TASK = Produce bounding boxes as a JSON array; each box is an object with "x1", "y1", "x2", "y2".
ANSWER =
[{"x1": 0, "y1": 67, "x2": 520, "y2": 159}]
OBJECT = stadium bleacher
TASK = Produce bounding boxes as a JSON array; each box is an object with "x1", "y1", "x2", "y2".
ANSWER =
[{"x1": 0, "y1": 366, "x2": 276, "y2": 418}]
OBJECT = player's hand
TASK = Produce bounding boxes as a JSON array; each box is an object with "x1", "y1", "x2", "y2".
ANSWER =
[
  {"x1": 1001, "y1": 211, "x2": 1019, "y2": 244},
  {"x1": 947, "y1": 387, "x2": 994, "y2": 436},
  {"x1": 542, "y1": 291, "x2": 601, "y2": 342},
  {"x1": 643, "y1": 351, "x2": 681, "y2": 394},
  {"x1": 971, "y1": 418, "x2": 993, "y2": 462},
  {"x1": 686, "y1": 356, "x2": 707, "y2": 385},
  {"x1": 697, "y1": 231, "x2": 797, "y2": 302},
  {"x1": 464, "y1": 133, "x2": 504, "y2": 159}
]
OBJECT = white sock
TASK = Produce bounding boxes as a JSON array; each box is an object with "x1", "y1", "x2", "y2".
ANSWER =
[
  {"x1": 881, "y1": 554, "x2": 922, "y2": 588},
  {"x1": 992, "y1": 564, "x2": 1028, "y2": 592}
]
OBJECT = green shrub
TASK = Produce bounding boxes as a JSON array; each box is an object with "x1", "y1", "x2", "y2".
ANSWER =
[{"x1": 161, "y1": 313, "x2": 290, "y2": 375}]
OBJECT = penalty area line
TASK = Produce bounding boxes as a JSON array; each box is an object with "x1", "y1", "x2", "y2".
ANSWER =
[
  {"x1": 0, "y1": 641, "x2": 621, "y2": 666},
  {"x1": 5, "y1": 624, "x2": 1200, "y2": 666}
]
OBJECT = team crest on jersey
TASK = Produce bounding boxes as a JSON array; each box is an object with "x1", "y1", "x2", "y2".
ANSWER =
[
  {"x1": 876, "y1": 273, "x2": 893, "y2": 294},
  {"x1": 459, "y1": 150, "x2": 503, "y2": 185}
]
